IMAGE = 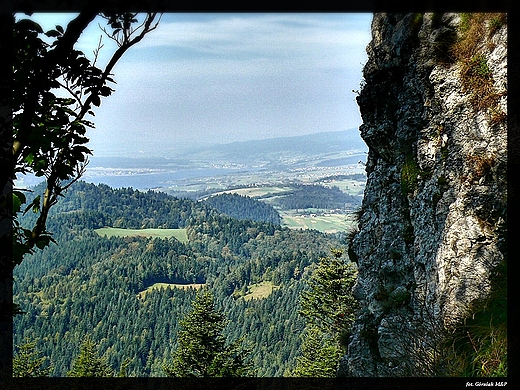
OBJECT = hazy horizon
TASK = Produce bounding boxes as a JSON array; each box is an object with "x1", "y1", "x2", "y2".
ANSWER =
[
  {"x1": 86, "y1": 127, "x2": 366, "y2": 159},
  {"x1": 27, "y1": 12, "x2": 372, "y2": 158},
  {"x1": 15, "y1": 128, "x2": 368, "y2": 190}
]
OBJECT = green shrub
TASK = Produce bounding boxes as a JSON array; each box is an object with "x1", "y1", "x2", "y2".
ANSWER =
[
  {"x1": 437, "y1": 175, "x2": 448, "y2": 186},
  {"x1": 459, "y1": 13, "x2": 472, "y2": 34},
  {"x1": 469, "y1": 54, "x2": 491, "y2": 78},
  {"x1": 488, "y1": 14, "x2": 506, "y2": 36}
]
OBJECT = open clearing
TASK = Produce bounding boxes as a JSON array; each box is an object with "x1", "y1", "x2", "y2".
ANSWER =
[
  {"x1": 241, "y1": 281, "x2": 279, "y2": 301},
  {"x1": 318, "y1": 178, "x2": 366, "y2": 197},
  {"x1": 95, "y1": 227, "x2": 188, "y2": 242},
  {"x1": 137, "y1": 282, "x2": 205, "y2": 299},
  {"x1": 280, "y1": 212, "x2": 354, "y2": 233},
  {"x1": 208, "y1": 186, "x2": 292, "y2": 199}
]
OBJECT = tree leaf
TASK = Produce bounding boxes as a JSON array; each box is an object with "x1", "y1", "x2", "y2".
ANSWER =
[
  {"x1": 99, "y1": 86, "x2": 113, "y2": 97},
  {"x1": 12, "y1": 191, "x2": 26, "y2": 213},
  {"x1": 45, "y1": 30, "x2": 61, "y2": 38},
  {"x1": 35, "y1": 235, "x2": 56, "y2": 250},
  {"x1": 23, "y1": 195, "x2": 41, "y2": 215},
  {"x1": 17, "y1": 19, "x2": 43, "y2": 34},
  {"x1": 91, "y1": 95, "x2": 101, "y2": 107},
  {"x1": 24, "y1": 153, "x2": 35, "y2": 165}
]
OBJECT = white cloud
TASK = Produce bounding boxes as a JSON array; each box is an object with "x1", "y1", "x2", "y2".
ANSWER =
[
  {"x1": 140, "y1": 13, "x2": 371, "y2": 61},
  {"x1": 112, "y1": 13, "x2": 371, "y2": 86},
  {"x1": 22, "y1": 12, "x2": 372, "y2": 157}
]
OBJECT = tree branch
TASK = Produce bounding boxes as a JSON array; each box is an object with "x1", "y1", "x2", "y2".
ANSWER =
[
  {"x1": 77, "y1": 12, "x2": 160, "y2": 120},
  {"x1": 12, "y1": 4, "x2": 103, "y2": 164}
]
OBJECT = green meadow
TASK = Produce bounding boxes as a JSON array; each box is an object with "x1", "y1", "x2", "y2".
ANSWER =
[
  {"x1": 280, "y1": 212, "x2": 353, "y2": 233},
  {"x1": 137, "y1": 282, "x2": 205, "y2": 299},
  {"x1": 241, "y1": 281, "x2": 279, "y2": 301},
  {"x1": 210, "y1": 186, "x2": 292, "y2": 199}
]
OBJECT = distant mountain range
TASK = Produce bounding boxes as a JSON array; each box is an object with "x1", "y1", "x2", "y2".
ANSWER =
[
  {"x1": 183, "y1": 128, "x2": 367, "y2": 163},
  {"x1": 88, "y1": 128, "x2": 367, "y2": 169}
]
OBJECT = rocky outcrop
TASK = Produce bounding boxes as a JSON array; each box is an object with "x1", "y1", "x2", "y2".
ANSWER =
[{"x1": 346, "y1": 13, "x2": 507, "y2": 376}]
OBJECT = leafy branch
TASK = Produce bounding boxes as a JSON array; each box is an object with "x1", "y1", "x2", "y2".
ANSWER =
[{"x1": 3, "y1": 6, "x2": 161, "y2": 318}]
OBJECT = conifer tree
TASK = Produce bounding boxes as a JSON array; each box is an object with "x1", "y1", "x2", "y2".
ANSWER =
[
  {"x1": 295, "y1": 249, "x2": 358, "y2": 376},
  {"x1": 164, "y1": 290, "x2": 253, "y2": 377},
  {"x1": 293, "y1": 325, "x2": 340, "y2": 377},
  {"x1": 67, "y1": 334, "x2": 114, "y2": 377},
  {"x1": 13, "y1": 338, "x2": 52, "y2": 377},
  {"x1": 299, "y1": 249, "x2": 358, "y2": 343}
]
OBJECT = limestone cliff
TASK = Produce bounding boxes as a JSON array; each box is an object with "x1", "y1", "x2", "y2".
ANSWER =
[{"x1": 346, "y1": 13, "x2": 507, "y2": 376}]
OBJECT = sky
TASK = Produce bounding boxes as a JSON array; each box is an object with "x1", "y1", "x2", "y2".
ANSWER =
[{"x1": 29, "y1": 12, "x2": 373, "y2": 158}]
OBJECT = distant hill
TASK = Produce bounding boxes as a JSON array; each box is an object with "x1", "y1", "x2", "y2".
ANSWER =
[
  {"x1": 87, "y1": 129, "x2": 366, "y2": 169},
  {"x1": 74, "y1": 129, "x2": 367, "y2": 190},
  {"x1": 183, "y1": 128, "x2": 367, "y2": 164},
  {"x1": 202, "y1": 192, "x2": 282, "y2": 224}
]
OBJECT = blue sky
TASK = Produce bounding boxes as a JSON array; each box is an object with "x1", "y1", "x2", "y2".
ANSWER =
[{"x1": 29, "y1": 13, "x2": 373, "y2": 157}]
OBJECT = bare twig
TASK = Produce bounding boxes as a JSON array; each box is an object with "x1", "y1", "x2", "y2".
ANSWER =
[
  {"x1": 92, "y1": 34, "x2": 104, "y2": 67},
  {"x1": 77, "y1": 12, "x2": 160, "y2": 121}
]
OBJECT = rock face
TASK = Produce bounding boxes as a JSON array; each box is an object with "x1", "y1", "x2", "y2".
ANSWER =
[{"x1": 346, "y1": 13, "x2": 507, "y2": 376}]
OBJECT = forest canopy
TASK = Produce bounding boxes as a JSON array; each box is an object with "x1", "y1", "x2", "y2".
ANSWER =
[{"x1": 13, "y1": 181, "x2": 352, "y2": 376}]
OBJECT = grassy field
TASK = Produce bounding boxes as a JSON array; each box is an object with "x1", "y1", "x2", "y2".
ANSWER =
[
  {"x1": 137, "y1": 282, "x2": 205, "y2": 299},
  {"x1": 210, "y1": 186, "x2": 292, "y2": 199},
  {"x1": 280, "y1": 212, "x2": 355, "y2": 233},
  {"x1": 241, "y1": 281, "x2": 279, "y2": 301},
  {"x1": 95, "y1": 227, "x2": 188, "y2": 242},
  {"x1": 319, "y1": 178, "x2": 366, "y2": 197}
]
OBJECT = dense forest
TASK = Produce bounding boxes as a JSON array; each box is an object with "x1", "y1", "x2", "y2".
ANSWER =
[
  {"x1": 13, "y1": 181, "x2": 353, "y2": 376},
  {"x1": 202, "y1": 193, "x2": 282, "y2": 225},
  {"x1": 264, "y1": 184, "x2": 358, "y2": 211}
]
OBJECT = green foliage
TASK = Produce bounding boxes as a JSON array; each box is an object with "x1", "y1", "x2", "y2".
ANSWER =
[
  {"x1": 203, "y1": 193, "x2": 281, "y2": 225},
  {"x1": 295, "y1": 249, "x2": 358, "y2": 376},
  {"x1": 299, "y1": 249, "x2": 358, "y2": 338},
  {"x1": 401, "y1": 154, "x2": 420, "y2": 196},
  {"x1": 459, "y1": 13, "x2": 472, "y2": 34},
  {"x1": 13, "y1": 338, "x2": 52, "y2": 377},
  {"x1": 13, "y1": 181, "x2": 341, "y2": 376},
  {"x1": 4, "y1": 9, "x2": 159, "y2": 322},
  {"x1": 467, "y1": 54, "x2": 491, "y2": 79},
  {"x1": 164, "y1": 290, "x2": 253, "y2": 377},
  {"x1": 94, "y1": 227, "x2": 188, "y2": 242},
  {"x1": 292, "y1": 325, "x2": 340, "y2": 377},
  {"x1": 67, "y1": 335, "x2": 114, "y2": 377},
  {"x1": 270, "y1": 184, "x2": 358, "y2": 211},
  {"x1": 488, "y1": 14, "x2": 506, "y2": 36},
  {"x1": 118, "y1": 357, "x2": 132, "y2": 377},
  {"x1": 413, "y1": 13, "x2": 423, "y2": 28}
]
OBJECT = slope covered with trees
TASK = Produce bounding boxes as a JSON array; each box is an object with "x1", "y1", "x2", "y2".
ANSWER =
[
  {"x1": 268, "y1": 184, "x2": 359, "y2": 211},
  {"x1": 3, "y1": 9, "x2": 159, "y2": 375},
  {"x1": 13, "y1": 181, "x2": 349, "y2": 376},
  {"x1": 202, "y1": 193, "x2": 281, "y2": 225}
]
